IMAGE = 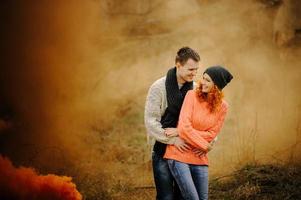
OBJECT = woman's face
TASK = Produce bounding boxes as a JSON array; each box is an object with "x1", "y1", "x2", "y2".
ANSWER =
[{"x1": 201, "y1": 73, "x2": 214, "y2": 93}]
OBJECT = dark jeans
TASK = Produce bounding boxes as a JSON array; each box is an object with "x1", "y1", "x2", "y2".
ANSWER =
[{"x1": 152, "y1": 151, "x2": 183, "y2": 200}]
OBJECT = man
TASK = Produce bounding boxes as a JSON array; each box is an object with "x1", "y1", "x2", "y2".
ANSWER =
[{"x1": 144, "y1": 47, "x2": 201, "y2": 200}]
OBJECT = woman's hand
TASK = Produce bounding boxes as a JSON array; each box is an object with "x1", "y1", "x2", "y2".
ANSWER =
[
  {"x1": 192, "y1": 148, "x2": 206, "y2": 157},
  {"x1": 174, "y1": 137, "x2": 191, "y2": 153},
  {"x1": 192, "y1": 143, "x2": 213, "y2": 157},
  {"x1": 165, "y1": 128, "x2": 178, "y2": 137}
]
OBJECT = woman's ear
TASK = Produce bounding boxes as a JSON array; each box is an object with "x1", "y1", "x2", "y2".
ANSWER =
[{"x1": 214, "y1": 85, "x2": 220, "y2": 91}]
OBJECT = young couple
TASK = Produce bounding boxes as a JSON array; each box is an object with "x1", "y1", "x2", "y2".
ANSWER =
[{"x1": 144, "y1": 47, "x2": 233, "y2": 200}]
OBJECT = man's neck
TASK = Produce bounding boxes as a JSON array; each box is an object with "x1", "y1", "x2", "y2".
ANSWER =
[{"x1": 176, "y1": 70, "x2": 186, "y2": 85}]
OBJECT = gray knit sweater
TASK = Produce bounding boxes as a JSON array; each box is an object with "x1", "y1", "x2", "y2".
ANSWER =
[{"x1": 144, "y1": 76, "x2": 177, "y2": 146}]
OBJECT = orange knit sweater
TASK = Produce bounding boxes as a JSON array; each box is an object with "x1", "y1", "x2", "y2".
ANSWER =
[{"x1": 164, "y1": 90, "x2": 228, "y2": 165}]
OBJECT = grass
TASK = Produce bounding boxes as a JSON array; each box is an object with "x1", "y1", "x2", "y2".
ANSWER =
[{"x1": 210, "y1": 163, "x2": 301, "y2": 200}]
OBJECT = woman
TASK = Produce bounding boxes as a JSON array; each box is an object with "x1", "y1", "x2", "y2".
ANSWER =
[{"x1": 164, "y1": 66, "x2": 233, "y2": 200}]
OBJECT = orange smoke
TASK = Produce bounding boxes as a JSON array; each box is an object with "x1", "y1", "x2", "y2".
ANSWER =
[{"x1": 0, "y1": 155, "x2": 82, "y2": 200}]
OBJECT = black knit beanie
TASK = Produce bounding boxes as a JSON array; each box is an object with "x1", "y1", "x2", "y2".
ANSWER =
[{"x1": 204, "y1": 66, "x2": 233, "y2": 90}]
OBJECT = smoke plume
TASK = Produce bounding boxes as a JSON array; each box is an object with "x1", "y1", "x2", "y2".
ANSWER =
[{"x1": 0, "y1": 155, "x2": 82, "y2": 200}]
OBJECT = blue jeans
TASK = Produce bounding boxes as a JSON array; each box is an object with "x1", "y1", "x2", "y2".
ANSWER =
[
  {"x1": 167, "y1": 159, "x2": 209, "y2": 200},
  {"x1": 152, "y1": 152, "x2": 183, "y2": 200}
]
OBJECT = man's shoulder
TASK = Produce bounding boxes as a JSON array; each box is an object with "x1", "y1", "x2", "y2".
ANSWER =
[
  {"x1": 146, "y1": 76, "x2": 166, "y2": 105},
  {"x1": 149, "y1": 76, "x2": 166, "y2": 90},
  {"x1": 152, "y1": 76, "x2": 166, "y2": 86}
]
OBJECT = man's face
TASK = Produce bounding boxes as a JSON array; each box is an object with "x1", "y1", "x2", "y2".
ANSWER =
[{"x1": 176, "y1": 58, "x2": 199, "y2": 83}]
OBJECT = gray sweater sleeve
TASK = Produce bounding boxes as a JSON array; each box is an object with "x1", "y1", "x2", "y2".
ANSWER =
[{"x1": 144, "y1": 83, "x2": 176, "y2": 145}]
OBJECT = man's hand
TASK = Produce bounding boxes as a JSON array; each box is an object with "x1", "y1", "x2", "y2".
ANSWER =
[
  {"x1": 174, "y1": 137, "x2": 191, "y2": 153},
  {"x1": 207, "y1": 143, "x2": 213, "y2": 152},
  {"x1": 210, "y1": 136, "x2": 217, "y2": 146},
  {"x1": 165, "y1": 128, "x2": 178, "y2": 137}
]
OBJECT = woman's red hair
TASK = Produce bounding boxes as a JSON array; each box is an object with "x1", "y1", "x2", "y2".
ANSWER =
[{"x1": 195, "y1": 82, "x2": 224, "y2": 113}]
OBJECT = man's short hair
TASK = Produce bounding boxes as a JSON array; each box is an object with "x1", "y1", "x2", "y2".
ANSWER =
[{"x1": 175, "y1": 47, "x2": 200, "y2": 65}]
